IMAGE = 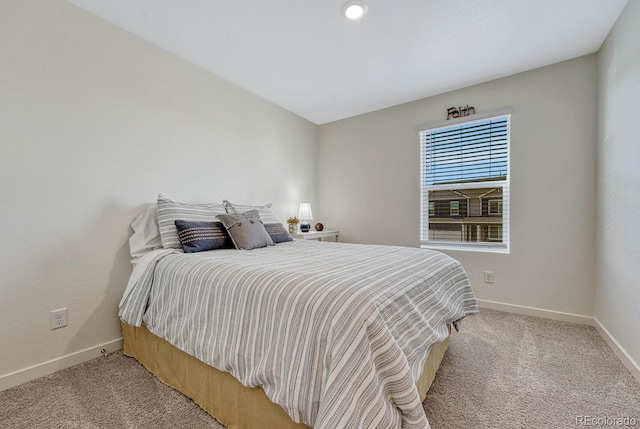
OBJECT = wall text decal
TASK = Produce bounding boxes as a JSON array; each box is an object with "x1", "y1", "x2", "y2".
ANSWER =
[{"x1": 447, "y1": 105, "x2": 475, "y2": 120}]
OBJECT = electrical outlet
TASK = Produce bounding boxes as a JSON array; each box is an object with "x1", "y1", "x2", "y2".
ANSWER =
[
  {"x1": 484, "y1": 271, "x2": 494, "y2": 284},
  {"x1": 50, "y1": 308, "x2": 68, "y2": 329}
]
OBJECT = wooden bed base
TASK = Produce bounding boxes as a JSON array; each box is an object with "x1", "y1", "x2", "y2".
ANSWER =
[{"x1": 121, "y1": 322, "x2": 450, "y2": 429}]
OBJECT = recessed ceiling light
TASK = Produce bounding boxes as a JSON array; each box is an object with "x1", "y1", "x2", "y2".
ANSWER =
[{"x1": 342, "y1": 0, "x2": 368, "y2": 20}]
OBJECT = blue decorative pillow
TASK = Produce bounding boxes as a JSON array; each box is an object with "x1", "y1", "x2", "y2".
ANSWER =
[
  {"x1": 175, "y1": 220, "x2": 233, "y2": 253},
  {"x1": 264, "y1": 223, "x2": 293, "y2": 244}
]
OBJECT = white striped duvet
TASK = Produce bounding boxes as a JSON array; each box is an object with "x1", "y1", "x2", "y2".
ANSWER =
[{"x1": 119, "y1": 240, "x2": 478, "y2": 429}]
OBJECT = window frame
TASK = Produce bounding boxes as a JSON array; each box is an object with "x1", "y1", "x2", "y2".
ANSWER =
[
  {"x1": 419, "y1": 113, "x2": 511, "y2": 253},
  {"x1": 449, "y1": 201, "x2": 460, "y2": 216},
  {"x1": 487, "y1": 224, "x2": 503, "y2": 241},
  {"x1": 488, "y1": 199, "x2": 503, "y2": 215}
]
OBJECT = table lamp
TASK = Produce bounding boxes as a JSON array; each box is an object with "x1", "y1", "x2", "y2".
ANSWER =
[{"x1": 298, "y1": 203, "x2": 313, "y2": 233}]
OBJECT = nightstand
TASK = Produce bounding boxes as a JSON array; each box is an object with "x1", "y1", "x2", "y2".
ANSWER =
[{"x1": 291, "y1": 230, "x2": 339, "y2": 242}]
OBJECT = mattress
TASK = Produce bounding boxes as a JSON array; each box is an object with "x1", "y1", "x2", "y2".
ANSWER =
[{"x1": 120, "y1": 240, "x2": 477, "y2": 429}]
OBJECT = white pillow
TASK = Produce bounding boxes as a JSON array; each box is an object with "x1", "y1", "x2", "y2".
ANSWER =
[
  {"x1": 129, "y1": 205, "x2": 162, "y2": 258},
  {"x1": 222, "y1": 200, "x2": 279, "y2": 224},
  {"x1": 157, "y1": 194, "x2": 227, "y2": 249}
]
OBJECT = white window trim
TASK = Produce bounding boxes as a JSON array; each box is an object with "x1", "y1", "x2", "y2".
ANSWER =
[
  {"x1": 419, "y1": 114, "x2": 511, "y2": 253},
  {"x1": 417, "y1": 108, "x2": 513, "y2": 134}
]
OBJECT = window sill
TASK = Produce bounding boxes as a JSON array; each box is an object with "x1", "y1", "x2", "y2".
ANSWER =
[{"x1": 420, "y1": 243, "x2": 510, "y2": 254}]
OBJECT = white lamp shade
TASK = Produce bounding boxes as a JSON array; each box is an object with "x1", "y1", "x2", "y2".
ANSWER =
[{"x1": 298, "y1": 203, "x2": 313, "y2": 220}]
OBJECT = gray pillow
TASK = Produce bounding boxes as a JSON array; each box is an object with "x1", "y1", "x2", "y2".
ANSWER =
[{"x1": 216, "y1": 210, "x2": 274, "y2": 250}]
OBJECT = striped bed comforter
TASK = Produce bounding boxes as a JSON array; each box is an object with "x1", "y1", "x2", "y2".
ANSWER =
[{"x1": 119, "y1": 240, "x2": 478, "y2": 429}]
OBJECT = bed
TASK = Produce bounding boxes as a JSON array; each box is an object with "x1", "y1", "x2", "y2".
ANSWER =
[{"x1": 119, "y1": 197, "x2": 478, "y2": 429}]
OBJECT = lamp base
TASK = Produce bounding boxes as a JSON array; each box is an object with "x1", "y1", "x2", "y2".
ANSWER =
[{"x1": 300, "y1": 222, "x2": 311, "y2": 232}]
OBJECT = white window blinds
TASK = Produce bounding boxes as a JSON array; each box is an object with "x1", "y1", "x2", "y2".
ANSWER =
[{"x1": 420, "y1": 114, "x2": 510, "y2": 252}]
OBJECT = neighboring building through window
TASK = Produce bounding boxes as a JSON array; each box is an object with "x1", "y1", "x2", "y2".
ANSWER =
[{"x1": 419, "y1": 114, "x2": 510, "y2": 252}]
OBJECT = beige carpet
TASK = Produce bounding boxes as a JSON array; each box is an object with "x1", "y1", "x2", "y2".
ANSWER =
[
  {"x1": 1, "y1": 309, "x2": 638, "y2": 428},
  {"x1": 424, "y1": 310, "x2": 640, "y2": 428}
]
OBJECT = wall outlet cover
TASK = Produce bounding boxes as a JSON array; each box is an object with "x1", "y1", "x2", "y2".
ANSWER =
[{"x1": 50, "y1": 308, "x2": 68, "y2": 329}]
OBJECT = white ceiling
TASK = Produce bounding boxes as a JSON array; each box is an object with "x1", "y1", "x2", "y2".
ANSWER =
[{"x1": 68, "y1": 0, "x2": 628, "y2": 125}]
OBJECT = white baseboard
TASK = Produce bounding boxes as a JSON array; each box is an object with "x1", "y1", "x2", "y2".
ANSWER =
[
  {"x1": 476, "y1": 299, "x2": 594, "y2": 325},
  {"x1": 0, "y1": 338, "x2": 123, "y2": 392},
  {"x1": 3, "y1": 305, "x2": 639, "y2": 392},
  {"x1": 593, "y1": 318, "x2": 640, "y2": 384}
]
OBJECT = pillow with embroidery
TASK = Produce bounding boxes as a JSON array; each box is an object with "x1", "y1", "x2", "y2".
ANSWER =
[
  {"x1": 216, "y1": 210, "x2": 274, "y2": 250},
  {"x1": 175, "y1": 220, "x2": 233, "y2": 253}
]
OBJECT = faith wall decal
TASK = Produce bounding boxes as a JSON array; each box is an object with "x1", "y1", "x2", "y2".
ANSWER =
[{"x1": 447, "y1": 105, "x2": 475, "y2": 120}]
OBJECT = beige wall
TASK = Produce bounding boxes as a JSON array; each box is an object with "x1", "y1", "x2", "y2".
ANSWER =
[
  {"x1": 0, "y1": 0, "x2": 318, "y2": 384},
  {"x1": 595, "y1": 0, "x2": 640, "y2": 370},
  {"x1": 3, "y1": 0, "x2": 637, "y2": 389},
  {"x1": 319, "y1": 55, "x2": 598, "y2": 317}
]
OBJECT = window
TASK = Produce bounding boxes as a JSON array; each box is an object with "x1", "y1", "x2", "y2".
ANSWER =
[
  {"x1": 420, "y1": 114, "x2": 510, "y2": 252},
  {"x1": 450, "y1": 201, "x2": 460, "y2": 216},
  {"x1": 488, "y1": 200, "x2": 502, "y2": 215},
  {"x1": 487, "y1": 224, "x2": 502, "y2": 241}
]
